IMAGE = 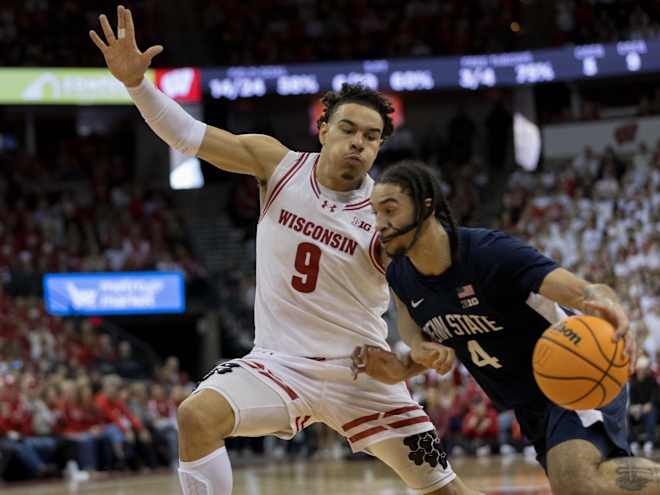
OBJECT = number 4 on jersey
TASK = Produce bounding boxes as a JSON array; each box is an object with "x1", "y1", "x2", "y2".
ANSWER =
[{"x1": 468, "y1": 340, "x2": 502, "y2": 369}]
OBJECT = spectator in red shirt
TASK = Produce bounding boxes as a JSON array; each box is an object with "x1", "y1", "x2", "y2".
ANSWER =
[
  {"x1": 0, "y1": 387, "x2": 58, "y2": 480},
  {"x1": 95, "y1": 374, "x2": 153, "y2": 470},
  {"x1": 57, "y1": 381, "x2": 112, "y2": 471},
  {"x1": 462, "y1": 394, "x2": 499, "y2": 456}
]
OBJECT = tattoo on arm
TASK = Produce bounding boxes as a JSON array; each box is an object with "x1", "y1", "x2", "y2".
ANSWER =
[{"x1": 614, "y1": 458, "x2": 660, "y2": 491}]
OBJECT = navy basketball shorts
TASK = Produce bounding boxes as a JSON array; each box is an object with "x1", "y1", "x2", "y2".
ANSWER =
[{"x1": 515, "y1": 385, "x2": 632, "y2": 470}]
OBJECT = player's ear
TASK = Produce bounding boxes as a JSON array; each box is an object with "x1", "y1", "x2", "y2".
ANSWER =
[{"x1": 318, "y1": 122, "x2": 328, "y2": 146}]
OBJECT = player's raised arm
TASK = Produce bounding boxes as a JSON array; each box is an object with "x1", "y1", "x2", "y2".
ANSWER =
[{"x1": 89, "y1": 5, "x2": 287, "y2": 182}]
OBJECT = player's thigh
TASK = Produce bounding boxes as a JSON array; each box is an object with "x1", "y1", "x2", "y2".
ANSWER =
[
  {"x1": 192, "y1": 361, "x2": 292, "y2": 438},
  {"x1": 367, "y1": 430, "x2": 456, "y2": 494}
]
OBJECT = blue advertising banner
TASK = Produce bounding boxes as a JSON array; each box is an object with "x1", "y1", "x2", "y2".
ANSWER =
[{"x1": 43, "y1": 272, "x2": 185, "y2": 316}]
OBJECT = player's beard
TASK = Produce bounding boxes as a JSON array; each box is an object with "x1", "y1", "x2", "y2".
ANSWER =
[{"x1": 385, "y1": 243, "x2": 407, "y2": 257}]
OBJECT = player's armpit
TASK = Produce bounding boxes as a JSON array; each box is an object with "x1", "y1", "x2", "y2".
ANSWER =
[{"x1": 197, "y1": 128, "x2": 289, "y2": 182}]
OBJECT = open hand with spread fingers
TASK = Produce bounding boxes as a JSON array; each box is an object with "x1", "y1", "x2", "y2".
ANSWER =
[{"x1": 89, "y1": 4, "x2": 163, "y2": 87}]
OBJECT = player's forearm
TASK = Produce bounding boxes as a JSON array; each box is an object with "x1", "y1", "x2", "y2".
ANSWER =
[
  {"x1": 400, "y1": 354, "x2": 428, "y2": 380},
  {"x1": 581, "y1": 284, "x2": 621, "y2": 307},
  {"x1": 126, "y1": 78, "x2": 207, "y2": 156},
  {"x1": 539, "y1": 268, "x2": 620, "y2": 312},
  {"x1": 397, "y1": 316, "x2": 426, "y2": 350}
]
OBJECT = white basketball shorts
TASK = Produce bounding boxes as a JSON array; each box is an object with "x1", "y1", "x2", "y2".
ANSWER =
[{"x1": 195, "y1": 347, "x2": 456, "y2": 493}]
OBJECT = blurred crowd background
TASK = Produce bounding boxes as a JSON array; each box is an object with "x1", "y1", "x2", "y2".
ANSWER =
[{"x1": 0, "y1": 0, "x2": 659, "y2": 484}]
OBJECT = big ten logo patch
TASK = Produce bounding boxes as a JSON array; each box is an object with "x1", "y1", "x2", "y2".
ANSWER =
[
  {"x1": 351, "y1": 216, "x2": 372, "y2": 232},
  {"x1": 403, "y1": 430, "x2": 448, "y2": 469},
  {"x1": 461, "y1": 297, "x2": 479, "y2": 309}
]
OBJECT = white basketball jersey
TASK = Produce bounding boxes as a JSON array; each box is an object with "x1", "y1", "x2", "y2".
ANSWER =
[{"x1": 254, "y1": 151, "x2": 389, "y2": 357}]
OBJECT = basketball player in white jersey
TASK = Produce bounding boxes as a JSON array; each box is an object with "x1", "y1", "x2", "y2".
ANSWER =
[{"x1": 90, "y1": 6, "x2": 481, "y2": 495}]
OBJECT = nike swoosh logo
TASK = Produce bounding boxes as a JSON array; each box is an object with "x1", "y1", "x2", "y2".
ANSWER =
[{"x1": 411, "y1": 298, "x2": 424, "y2": 308}]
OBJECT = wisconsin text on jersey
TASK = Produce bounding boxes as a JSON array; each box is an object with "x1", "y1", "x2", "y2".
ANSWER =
[
  {"x1": 278, "y1": 208, "x2": 359, "y2": 255},
  {"x1": 422, "y1": 313, "x2": 503, "y2": 343}
]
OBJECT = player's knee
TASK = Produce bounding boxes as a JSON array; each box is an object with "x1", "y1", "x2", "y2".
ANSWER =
[
  {"x1": 177, "y1": 389, "x2": 235, "y2": 441},
  {"x1": 549, "y1": 475, "x2": 597, "y2": 495},
  {"x1": 548, "y1": 458, "x2": 600, "y2": 495},
  {"x1": 547, "y1": 441, "x2": 604, "y2": 495}
]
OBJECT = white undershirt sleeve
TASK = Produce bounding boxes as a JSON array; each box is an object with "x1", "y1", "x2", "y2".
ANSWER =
[{"x1": 126, "y1": 78, "x2": 207, "y2": 156}]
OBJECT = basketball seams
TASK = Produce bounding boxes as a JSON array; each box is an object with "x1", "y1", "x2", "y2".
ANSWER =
[
  {"x1": 533, "y1": 371, "x2": 600, "y2": 383},
  {"x1": 534, "y1": 369, "x2": 607, "y2": 408},
  {"x1": 606, "y1": 338, "x2": 629, "y2": 369},
  {"x1": 574, "y1": 316, "x2": 629, "y2": 369},
  {"x1": 573, "y1": 316, "x2": 619, "y2": 407},
  {"x1": 538, "y1": 336, "x2": 623, "y2": 388},
  {"x1": 563, "y1": 382, "x2": 606, "y2": 408},
  {"x1": 573, "y1": 316, "x2": 610, "y2": 363}
]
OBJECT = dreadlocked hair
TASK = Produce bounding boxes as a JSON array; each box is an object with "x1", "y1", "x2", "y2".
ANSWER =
[
  {"x1": 316, "y1": 83, "x2": 395, "y2": 140},
  {"x1": 378, "y1": 161, "x2": 460, "y2": 262}
]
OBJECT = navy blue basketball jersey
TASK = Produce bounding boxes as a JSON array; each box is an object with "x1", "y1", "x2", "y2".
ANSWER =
[{"x1": 387, "y1": 227, "x2": 566, "y2": 410}]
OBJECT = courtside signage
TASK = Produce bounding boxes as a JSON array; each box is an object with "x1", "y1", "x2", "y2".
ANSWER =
[
  {"x1": 155, "y1": 68, "x2": 201, "y2": 103},
  {"x1": 0, "y1": 68, "x2": 155, "y2": 104},
  {"x1": 43, "y1": 272, "x2": 185, "y2": 316}
]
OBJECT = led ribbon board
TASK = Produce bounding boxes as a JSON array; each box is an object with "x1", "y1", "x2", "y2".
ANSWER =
[{"x1": 202, "y1": 39, "x2": 659, "y2": 98}]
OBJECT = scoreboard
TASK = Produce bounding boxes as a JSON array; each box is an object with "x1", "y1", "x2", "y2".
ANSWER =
[{"x1": 202, "y1": 39, "x2": 658, "y2": 99}]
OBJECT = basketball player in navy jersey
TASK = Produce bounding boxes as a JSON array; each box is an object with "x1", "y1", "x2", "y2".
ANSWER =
[{"x1": 353, "y1": 162, "x2": 660, "y2": 494}]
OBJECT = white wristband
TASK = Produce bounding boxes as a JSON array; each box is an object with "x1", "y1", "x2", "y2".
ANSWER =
[{"x1": 126, "y1": 78, "x2": 207, "y2": 156}]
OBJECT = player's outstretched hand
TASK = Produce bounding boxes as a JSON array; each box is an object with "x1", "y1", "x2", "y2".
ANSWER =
[
  {"x1": 89, "y1": 4, "x2": 163, "y2": 87},
  {"x1": 351, "y1": 345, "x2": 408, "y2": 384},
  {"x1": 410, "y1": 341, "x2": 455, "y2": 375},
  {"x1": 583, "y1": 299, "x2": 636, "y2": 374}
]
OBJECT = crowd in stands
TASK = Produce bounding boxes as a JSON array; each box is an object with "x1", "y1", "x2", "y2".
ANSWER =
[
  {"x1": 0, "y1": 290, "x2": 193, "y2": 482},
  {"x1": 0, "y1": 133, "x2": 209, "y2": 299},
  {"x1": 495, "y1": 138, "x2": 660, "y2": 455},
  {"x1": 0, "y1": 128, "x2": 209, "y2": 482},
  {"x1": 554, "y1": 0, "x2": 660, "y2": 46},
  {"x1": 2, "y1": 1, "x2": 660, "y2": 67}
]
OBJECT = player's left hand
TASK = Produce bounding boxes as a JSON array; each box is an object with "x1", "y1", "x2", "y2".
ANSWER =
[
  {"x1": 410, "y1": 341, "x2": 456, "y2": 375},
  {"x1": 583, "y1": 299, "x2": 636, "y2": 374},
  {"x1": 350, "y1": 345, "x2": 407, "y2": 384}
]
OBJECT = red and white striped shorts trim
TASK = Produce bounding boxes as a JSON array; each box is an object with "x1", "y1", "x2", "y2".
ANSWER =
[
  {"x1": 238, "y1": 359, "x2": 300, "y2": 401},
  {"x1": 342, "y1": 405, "x2": 433, "y2": 444}
]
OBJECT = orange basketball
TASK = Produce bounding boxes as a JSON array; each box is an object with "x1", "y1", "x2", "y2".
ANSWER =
[{"x1": 532, "y1": 315, "x2": 629, "y2": 410}]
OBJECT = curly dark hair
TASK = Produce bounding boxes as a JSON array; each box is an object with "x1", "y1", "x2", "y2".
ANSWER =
[{"x1": 316, "y1": 83, "x2": 395, "y2": 140}]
